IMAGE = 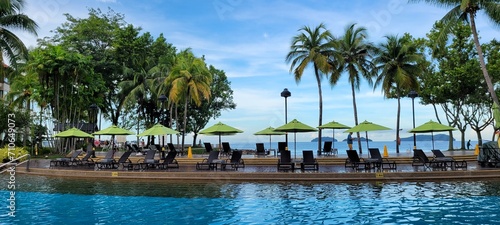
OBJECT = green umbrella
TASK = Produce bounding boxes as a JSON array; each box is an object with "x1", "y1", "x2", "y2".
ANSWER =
[
  {"x1": 254, "y1": 126, "x2": 285, "y2": 150},
  {"x1": 93, "y1": 125, "x2": 135, "y2": 136},
  {"x1": 344, "y1": 120, "x2": 391, "y2": 152},
  {"x1": 54, "y1": 127, "x2": 93, "y2": 138},
  {"x1": 409, "y1": 120, "x2": 456, "y2": 149},
  {"x1": 137, "y1": 124, "x2": 179, "y2": 136},
  {"x1": 274, "y1": 119, "x2": 317, "y2": 159},
  {"x1": 318, "y1": 120, "x2": 351, "y2": 149},
  {"x1": 93, "y1": 125, "x2": 134, "y2": 153},
  {"x1": 200, "y1": 122, "x2": 243, "y2": 150}
]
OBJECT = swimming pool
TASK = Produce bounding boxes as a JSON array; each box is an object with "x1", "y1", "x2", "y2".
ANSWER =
[{"x1": 1, "y1": 174, "x2": 500, "y2": 224}]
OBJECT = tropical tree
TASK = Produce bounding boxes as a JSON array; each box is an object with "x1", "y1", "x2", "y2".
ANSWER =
[
  {"x1": 373, "y1": 34, "x2": 423, "y2": 153},
  {"x1": 411, "y1": 0, "x2": 500, "y2": 108},
  {"x1": 0, "y1": 0, "x2": 38, "y2": 67},
  {"x1": 188, "y1": 65, "x2": 236, "y2": 146},
  {"x1": 166, "y1": 49, "x2": 212, "y2": 150},
  {"x1": 285, "y1": 23, "x2": 333, "y2": 153},
  {"x1": 329, "y1": 23, "x2": 377, "y2": 154}
]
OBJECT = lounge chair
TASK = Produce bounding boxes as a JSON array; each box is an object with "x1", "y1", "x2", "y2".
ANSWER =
[
  {"x1": 412, "y1": 149, "x2": 445, "y2": 170},
  {"x1": 113, "y1": 151, "x2": 133, "y2": 169},
  {"x1": 128, "y1": 149, "x2": 158, "y2": 170},
  {"x1": 204, "y1": 142, "x2": 214, "y2": 154},
  {"x1": 49, "y1": 149, "x2": 83, "y2": 167},
  {"x1": 277, "y1": 150, "x2": 295, "y2": 171},
  {"x1": 221, "y1": 142, "x2": 233, "y2": 157},
  {"x1": 431, "y1": 149, "x2": 467, "y2": 170},
  {"x1": 95, "y1": 151, "x2": 133, "y2": 170},
  {"x1": 93, "y1": 150, "x2": 116, "y2": 169},
  {"x1": 255, "y1": 143, "x2": 267, "y2": 156},
  {"x1": 367, "y1": 148, "x2": 397, "y2": 170},
  {"x1": 278, "y1": 141, "x2": 287, "y2": 156},
  {"x1": 196, "y1": 151, "x2": 220, "y2": 170},
  {"x1": 127, "y1": 143, "x2": 140, "y2": 153},
  {"x1": 345, "y1": 150, "x2": 370, "y2": 170},
  {"x1": 75, "y1": 150, "x2": 96, "y2": 167},
  {"x1": 167, "y1": 143, "x2": 184, "y2": 156},
  {"x1": 154, "y1": 151, "x2": 179, "y2": 170},
  {"x1": 300, "y1": 150, "x2": 319, "y2": 170},
  {"x1": 221, "y1": 150, "x2": 245, "y2": 170},
  {"x1": 322, "y1": 141, "x2": 337, "y2": 156}
]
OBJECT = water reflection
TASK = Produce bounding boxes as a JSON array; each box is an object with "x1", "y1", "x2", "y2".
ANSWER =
[{"x1": 3, "y1": 174, "x2": 500, "y2": 224}]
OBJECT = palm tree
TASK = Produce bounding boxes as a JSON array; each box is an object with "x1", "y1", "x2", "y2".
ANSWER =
[
  {"x1": 285, "y1": 23, "x2": 334, "y2": 153},
  {"x1": 0, "y1": 0, "x2": 38, "y2": 68},
  {"x1": 167, "y1": 49, "x2": 211, "y2": 150},
  {"x1": 373, "y1": 35, "x2": 422, "y2": 153},
  {"x1": 411, "y1": 0, "x2": 500, "y2": 107},
  {"x1": 329, "y1": 23, "x2": 377, "y2": 154}
]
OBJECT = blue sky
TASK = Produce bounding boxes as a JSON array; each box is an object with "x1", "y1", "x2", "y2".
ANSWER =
[{"x1": 21, "y1": 0, "x2": 500, "y2": 144}]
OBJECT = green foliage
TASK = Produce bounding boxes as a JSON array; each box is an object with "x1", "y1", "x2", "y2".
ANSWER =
[
  {"x1": 0, "y1": 100, "x2": 31, "y2": 146},
  {"x1": 0, "y1": 147, "x2": 29, "y2": 163},
  {"x1": 189, "y1": 65, "x2": 236, "y2": 145}
]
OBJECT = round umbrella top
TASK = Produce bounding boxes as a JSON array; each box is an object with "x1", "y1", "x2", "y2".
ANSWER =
[
  {"x1": 137, "y1": 124, "x2": 179, "y2": 137},
  {"x1": 409, "y1": 120, "x2": 456, "y2": 133},
  {"x1": 274, "y1": 119, "x2": 317, "y2": 132},
  {"x1": 93, "y1": 125, "x2": 134, "y2": 135},
  {"x1": 318, "y1": 120, "x2": 351, "y2": 129},
  {"x1": 344, "y1": 120, "x2": 391, "y2": 133},
  {"x1": 200, "y1": 122, "x2": 243, "y2": 135},
  {"x1": 254, "y1": 126, "x2": 286, "y2": 135},
  {"x1": 54, "y1": 127, "x2": 93, "y2": 138}
]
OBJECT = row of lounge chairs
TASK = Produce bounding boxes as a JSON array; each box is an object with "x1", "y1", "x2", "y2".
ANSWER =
[
  {"x1": 49, "y1": 149, "x2": 96, "y2": 167},
  {"x1": 196, "y1": 150, "x2": 245, "y2": 170},
  {"x1": 255, "y1": 141, "x2": 339, "y2": 156},
  {"x1": 412, "y1": 149, "x2": 467, "y2": 170}
]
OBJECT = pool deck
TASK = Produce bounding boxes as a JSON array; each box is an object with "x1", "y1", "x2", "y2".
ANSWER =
[{"x1": 14, "y1": 150, "x2": 500, "y2": 182}]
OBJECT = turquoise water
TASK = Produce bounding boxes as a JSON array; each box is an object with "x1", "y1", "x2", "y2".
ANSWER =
[{"x1": 2, "y1": 175, "x2": 500, "y2": 224}]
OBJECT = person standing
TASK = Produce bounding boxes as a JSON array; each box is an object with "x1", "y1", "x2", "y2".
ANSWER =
[
  {"x1": 467, "y1": 140, "x2": 471, "y2": 150},
  {"x1": 347, "y1": 132, "x2": 354, "y2": 150}
]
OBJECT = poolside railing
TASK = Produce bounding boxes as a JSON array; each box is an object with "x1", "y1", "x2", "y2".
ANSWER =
[{"x1": 0, "y1": 154, "x2": 31, "y2": 174}]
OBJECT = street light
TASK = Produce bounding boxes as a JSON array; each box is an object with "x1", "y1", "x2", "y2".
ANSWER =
[
  {"x1": 158, "y1": 94, "x2": 167, "y2": 158},
  {"x1": 281, "y1": 88, "x2": 291, "y2": 148},
  {"x1": 408, "y1": 90, "x2": 418, "y2": 150},
  {"x1": 89, "y1": 103, "x2": 98, "y2": 157}
]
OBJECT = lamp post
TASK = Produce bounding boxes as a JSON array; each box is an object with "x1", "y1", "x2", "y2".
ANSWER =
[
  {"x1": 89, "y1": 103, "x2": 98, "y2": 157},
  {"x1": 281, "y1": 88, "x2": 291, "y2": 148},
  {"x1": 408, "y1": 90, "x2": 418, "y2": 150},
  {"x1": 158, "y1": 94, "x2": 167, "y2": 158}
]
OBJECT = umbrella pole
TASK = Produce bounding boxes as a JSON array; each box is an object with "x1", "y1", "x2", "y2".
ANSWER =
[
  {"x1": 432, "y1": 132, "x2": 434, "y2": 150},
  {"x1": 294, "y1": 132, "x2": 297, "y2": 160},
  {"x1": 269, "y1": 135, "x2": 272, "y2": 151},
  {"x1": 332, "y1": 129, "x2": 335, "y2": 149},
  {"x1": 219, "y1": 134, "x2": 222, "y2": 151},
  {"x1": 365, "y1": 131, "x2": 369, "y2": 153}
]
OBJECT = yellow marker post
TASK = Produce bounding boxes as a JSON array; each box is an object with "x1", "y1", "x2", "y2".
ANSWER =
[
  {"x1": 187, "y1": 146, "x2": 193, "y2": 159},
  {"x1": 474, "y1": 144, "x2": 479, "y2": 156},
  {"x1": 383, "y1": 145, "x2": 389, "y2": 157}
]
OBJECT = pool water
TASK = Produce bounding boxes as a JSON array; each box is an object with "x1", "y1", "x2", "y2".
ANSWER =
[{"x1": 1, "y1": 174, "x2": 500, "y2": 224}]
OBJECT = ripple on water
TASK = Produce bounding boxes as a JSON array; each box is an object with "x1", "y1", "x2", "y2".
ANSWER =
[{"x1": 2, "y1": 175, "x2": 500, "y2": 224}]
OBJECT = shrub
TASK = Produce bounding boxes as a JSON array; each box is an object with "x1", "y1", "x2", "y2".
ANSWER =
[{"x1": 0, "y1": 147, "x2": 29, "y2": 163}]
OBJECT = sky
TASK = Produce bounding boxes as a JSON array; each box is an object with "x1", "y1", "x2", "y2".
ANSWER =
[{"x1": 18, "y1": 0, "x2": 500, "y2": 145}]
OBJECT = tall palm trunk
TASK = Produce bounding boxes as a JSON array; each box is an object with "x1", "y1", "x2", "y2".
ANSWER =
[
  {"x1": 314, "y1": 66, "x2": 323, "y2": 154},
  {"x1": 350, "y1": 83, "x2": 362, "y2": 154},
  {"x1": 181, "y1": 88, "x2": 190, "y2": 151},
  {"x1": 469, "y1": 14, "x2": 500, "y2": 107},
  {"x1": 396, "y1": 95, "x2": 401, "y2": 153}
]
